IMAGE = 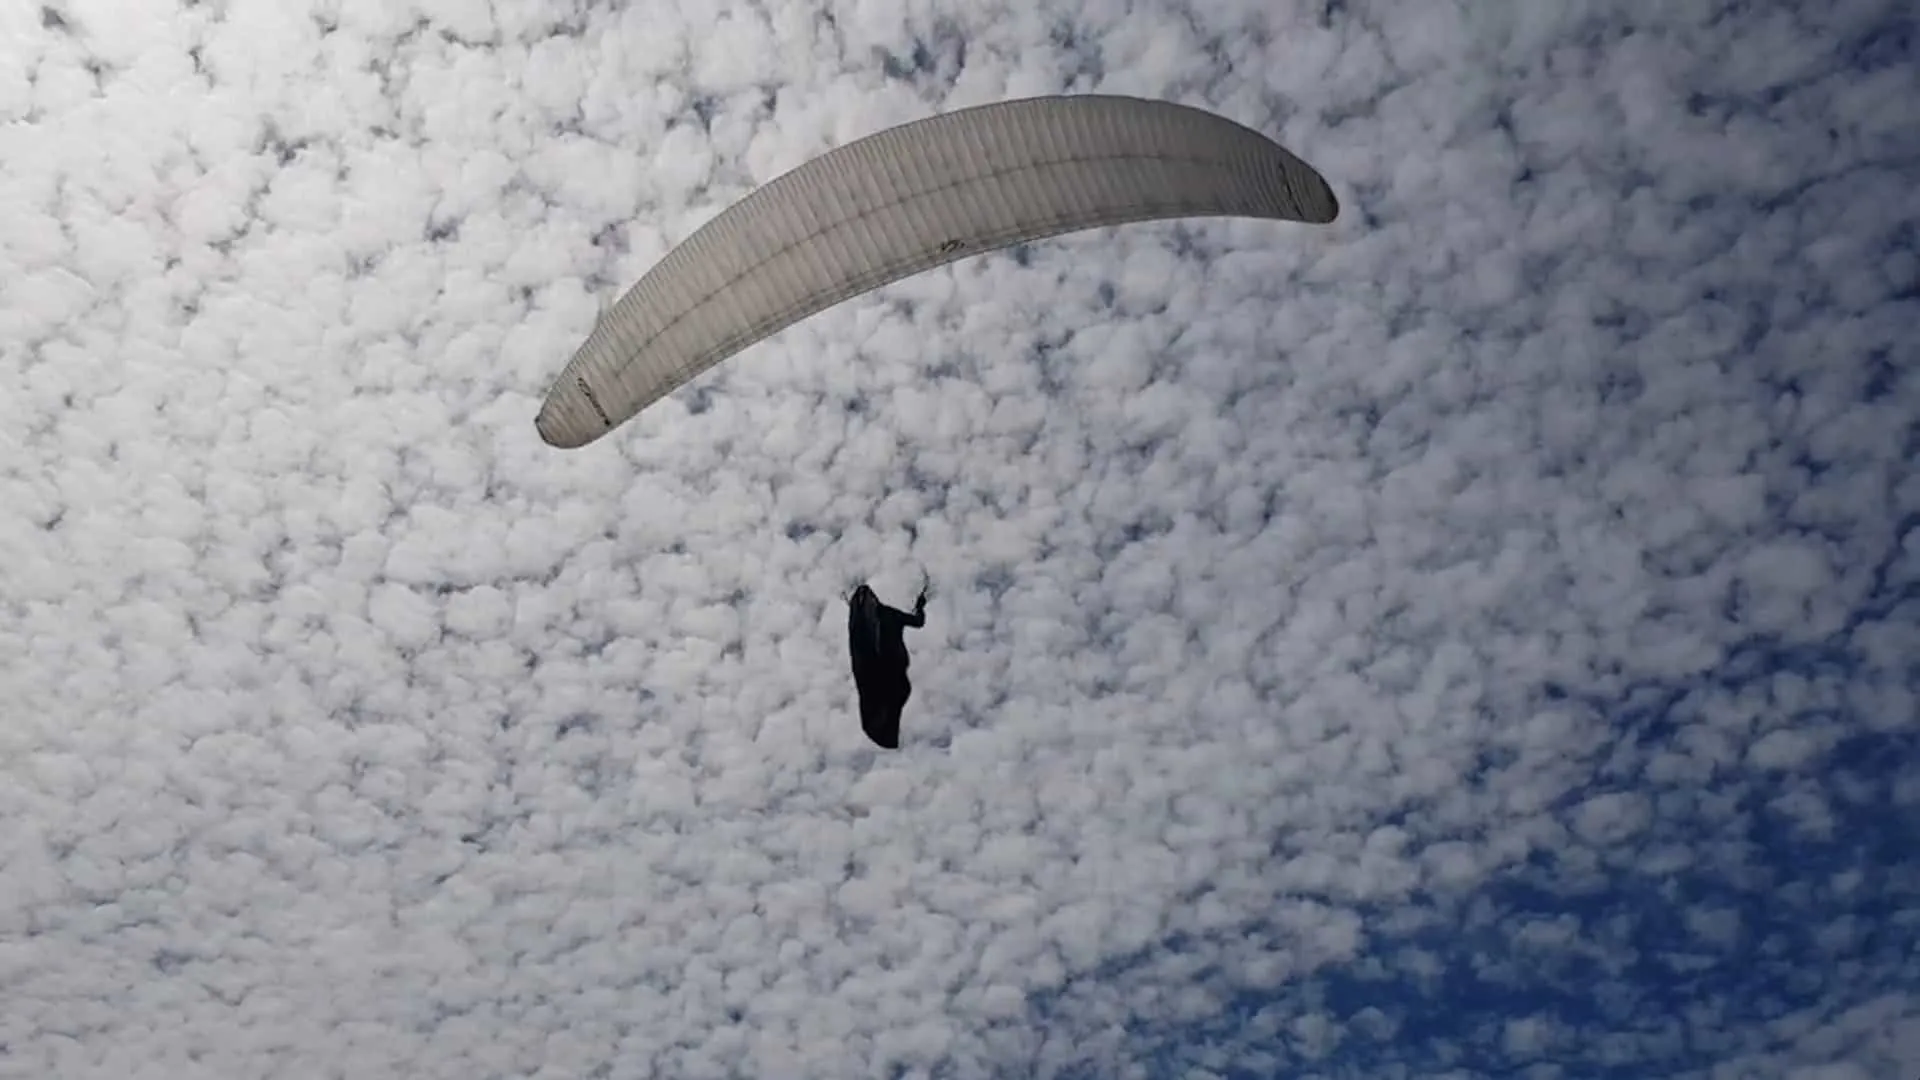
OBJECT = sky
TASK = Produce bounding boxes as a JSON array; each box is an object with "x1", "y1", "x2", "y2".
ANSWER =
[{"x1": 1, "y1": 0, "x2": 1916, "y2": 1077}]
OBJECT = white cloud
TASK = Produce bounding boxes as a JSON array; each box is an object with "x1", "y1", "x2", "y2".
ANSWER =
[
  {"x1": 1570, "y1": 790, "x2": 1652, "y2": 847},
  {"x1": 2, "y1": 1, "x2": 1914, "y2": 1077}
]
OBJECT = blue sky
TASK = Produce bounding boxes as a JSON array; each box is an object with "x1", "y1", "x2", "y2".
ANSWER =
[{"x1": 1, "y1": 1, "x2": 1915, "y2": 1077}]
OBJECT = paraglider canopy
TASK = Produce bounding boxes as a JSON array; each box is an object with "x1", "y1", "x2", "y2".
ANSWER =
[{"x1": 535, "y1": 94, "x2": 1339, "y2": 449}]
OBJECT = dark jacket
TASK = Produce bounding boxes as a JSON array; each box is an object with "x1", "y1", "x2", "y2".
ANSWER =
[{"x1": 847, "y1": 584, "x2": 925, "y2": 749}]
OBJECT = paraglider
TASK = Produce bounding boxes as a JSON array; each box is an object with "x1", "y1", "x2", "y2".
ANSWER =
[
  {"x1": 534, "y1": 93, "x2": 1339, "y2": 449},
  {"x1": 846, "y1": 578, "x2": 929, "y2": 750}
]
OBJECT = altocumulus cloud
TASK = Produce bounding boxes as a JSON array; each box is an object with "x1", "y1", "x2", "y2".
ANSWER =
[{"x1": 1, "y1": 1, "x2": 1916, "y2": 1078}]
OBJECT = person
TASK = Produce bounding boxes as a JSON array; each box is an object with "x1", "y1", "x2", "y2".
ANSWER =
[{"x1": 846, "y1": 578, "x2": 928, "y2": 749}]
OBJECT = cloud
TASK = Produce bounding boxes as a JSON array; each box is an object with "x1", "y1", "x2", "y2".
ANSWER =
[{"x1": 2, "y1": 0, "x2": 1915, "y2": 1077}]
